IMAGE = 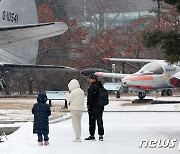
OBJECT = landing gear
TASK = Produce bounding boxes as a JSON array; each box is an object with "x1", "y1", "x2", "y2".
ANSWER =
[
  {"x1": 161, "y1": 89, "x2": 172, "y2": 96},
  {"x1": 116, "y1": 90, "x2": 120, "y2": 98},
  {"x1": 0, "y1": 71, "x2": 9, "y2": 91},
  {"x1": 0, "y1": 79, "x2": 6, "y2": 90},
  {"x1": 138, "y1": 92, "x2": 146, "y2": 99}
]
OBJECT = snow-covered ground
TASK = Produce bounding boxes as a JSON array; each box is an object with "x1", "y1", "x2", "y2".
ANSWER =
[
  {"x1": 1, "y1": 112, "x2": 180, "y2": 154},
  {"x1": 105, "y1": 96, "x2": 180, "y2": 112},
  {"x1": 1, "y1": 96, "x2": 180, "y2": 153},
  {"x1": 0, "y1": 98, "x2": 66, "y2": 122},
  {"x1": 1, "y1": 95, "x2": 180, "y2": 123}
]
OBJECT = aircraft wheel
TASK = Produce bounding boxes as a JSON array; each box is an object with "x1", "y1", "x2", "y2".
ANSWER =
[
  {"x1": 166, "y1": 89, "x2": 172, "y2": 96},
  {"x1": 116, "y1": 90, "x2": 120, "y2": 98},
  {"x1": 138, "y1": 92, "x2": 146, "y2": 99},
  {"x1": 161, "y1": 90, "x2": 166, "y2": 96},
  {"x1": 161, "y1": 89, "x2": 172, "y2": 96}
]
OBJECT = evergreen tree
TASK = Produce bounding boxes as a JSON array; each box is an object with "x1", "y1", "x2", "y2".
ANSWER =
[
  {"x1": 165, "y1": 0, "x2": 180, "y2": 11},
  {"x1": 142, "y1": 0, "x2": 180, "y2": 63},
  {"x1": 142, "y1": 30, "x2": 180, "y2": 63}
]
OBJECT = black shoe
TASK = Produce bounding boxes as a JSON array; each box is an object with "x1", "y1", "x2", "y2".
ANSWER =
[
  {"x1": 85, "y1": 136, "x2": 95, "y2": 140},
  {"x1": 99, "y1": 136, "x2": 103, "y2": 141}
]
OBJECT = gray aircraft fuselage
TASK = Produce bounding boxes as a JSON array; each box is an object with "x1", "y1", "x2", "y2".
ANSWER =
[{"x1": 0, "y1": 0, "x2": 39, "y2": 64}]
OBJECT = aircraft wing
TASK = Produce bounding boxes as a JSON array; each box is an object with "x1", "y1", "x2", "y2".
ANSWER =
[
  {"x1": 0, "y1": 22, "x2": 68, "y2": 47},
  {"x1": 95, "y1": 72, "x2": 129, "y2": 79},
  {"x1": 0, "y1": 63, "x2": 78, "y2": 73},
  {"x1": 103, "y1": 58, "x2": 165, "y2": 63}
]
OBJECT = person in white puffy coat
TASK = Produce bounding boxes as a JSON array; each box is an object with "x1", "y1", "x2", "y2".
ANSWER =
[{"x1": 65, "y1": 79, "x2": 85, "y2": 142}]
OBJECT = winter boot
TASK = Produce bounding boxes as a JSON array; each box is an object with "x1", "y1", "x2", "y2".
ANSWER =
[
  {"x1": 99, "y1": 136, "x2": 103, "y2": 141},
  {"x1": 73, "y1": 138, "x2": 82, "y2": 142},
  {"x1": 85, "y1": 136, "x2": 95, "y2": 140},
  {"x1": 38, "y1": 142, "x2": 43, "y2": 146},
  {"x1": 44, "y1": 141, "x2": 49, "y2": 146}
]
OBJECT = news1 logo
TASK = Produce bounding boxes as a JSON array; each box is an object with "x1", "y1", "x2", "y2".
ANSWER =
[{"x1": 139, "y1": 139, "x2": 180, "y2": 149}]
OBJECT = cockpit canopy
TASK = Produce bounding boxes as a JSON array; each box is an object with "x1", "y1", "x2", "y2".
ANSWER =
[{"x1": 138, "y1": 63, "x2": 164, "y2": 74}]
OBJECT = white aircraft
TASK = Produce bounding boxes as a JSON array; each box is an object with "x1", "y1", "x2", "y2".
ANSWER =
[
  {"x1": 0, "y1": 0, "x2": 77, "y2": 90},
  {"x1": 94, "y1": 58, "x2": 180, "y2": 99}
]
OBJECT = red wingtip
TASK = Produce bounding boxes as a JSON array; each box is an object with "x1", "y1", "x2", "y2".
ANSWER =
[{"x1": 102, "y1": 58, "x2": 111, "y2": 61}]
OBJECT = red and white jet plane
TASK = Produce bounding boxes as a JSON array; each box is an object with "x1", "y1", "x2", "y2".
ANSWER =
[{"x1": 95, "y1": 58, "x2": 180, "y2": 99}]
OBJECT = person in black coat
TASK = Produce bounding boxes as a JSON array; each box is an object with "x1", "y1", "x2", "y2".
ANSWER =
[
  {"x1": 32, "y1": 92, "x2": 51, "y2": 146},
  {"x1": 85, "y1": 74, "x2": 104, "y2": 141}
]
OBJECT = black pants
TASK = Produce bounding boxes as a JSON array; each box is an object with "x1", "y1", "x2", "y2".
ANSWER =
[
  {"x1": 37, "y1": 133, "x2": 49, "y2": 142},
  {"x1": 88, "y1": 108, "x2": 104, "y2": 136}
]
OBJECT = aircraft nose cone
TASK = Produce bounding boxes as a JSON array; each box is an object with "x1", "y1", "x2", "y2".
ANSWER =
[{"x1": 122, "y1": 78, "x2": 127, "y2": 85}]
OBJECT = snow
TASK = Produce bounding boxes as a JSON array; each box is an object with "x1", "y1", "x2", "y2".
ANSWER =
[
  {"x1": 1, "y1": 96, "x2": 180, "y2": 153},
  {"x1": 0, "y1": 99, "x2": 66, "y2": 122},
  {"x1": 1, "y1": 112, "x2": 180, "y2": 154},
  {"x1": 105, "y1": 96, "x2": 180, "y2": 112}
]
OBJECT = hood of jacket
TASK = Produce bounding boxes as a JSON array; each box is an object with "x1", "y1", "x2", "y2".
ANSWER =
[
  {"x1": 37, "y1": 92, "x2": 47, "y2": 103},
  {"x1": 68, "y1": 79, "x2": 80, "y2": 92}
]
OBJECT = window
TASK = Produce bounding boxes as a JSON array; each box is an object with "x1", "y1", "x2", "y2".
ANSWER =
[{"x1": 138, "y1": 63, "x2": 164, "y2": 74}]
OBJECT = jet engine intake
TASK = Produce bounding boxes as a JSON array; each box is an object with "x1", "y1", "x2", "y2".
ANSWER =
[{"x1": 167, "y1": 72, "x2": 180, "y2": 87}]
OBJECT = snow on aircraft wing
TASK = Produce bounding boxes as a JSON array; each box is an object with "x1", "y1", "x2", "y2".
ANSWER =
[
  {"x1": 103, "y1": 58, "x2": 165, "y2": 63},
  {"x1": 0, "y1": 22, "x2": 68, "y2": 47},
  {"x1": 95, "y1": 72, "x2": 129, "y2": 79}
]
